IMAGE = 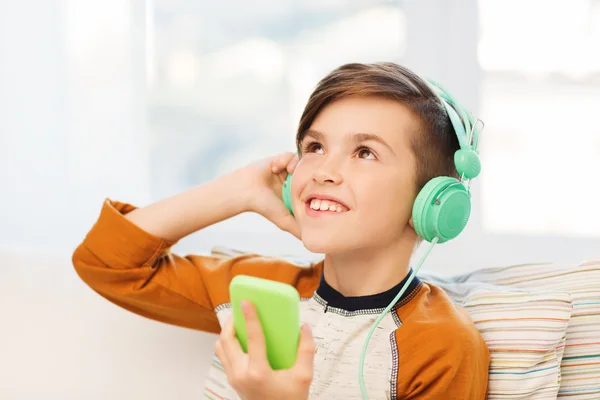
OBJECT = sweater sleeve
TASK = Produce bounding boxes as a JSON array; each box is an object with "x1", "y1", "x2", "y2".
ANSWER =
[
  {"x1": 394, "y1": 284, "x2": 490, "y2": 399},
  {"x1": 72, "y1": 199, "x2": 226, "y2": 333},
  {"x1": 72, "y1": 199, "x2": 322, "y2": 334}
]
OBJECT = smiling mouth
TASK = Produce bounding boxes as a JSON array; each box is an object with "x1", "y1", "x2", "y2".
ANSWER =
[{"x1": 306, "y1": 198, "x2": 349, "y2": 213}]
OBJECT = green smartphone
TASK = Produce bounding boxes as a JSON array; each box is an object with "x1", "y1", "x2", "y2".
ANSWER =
[{"x1": 229, "y1": 275, "x2": 301, "y2": 370}]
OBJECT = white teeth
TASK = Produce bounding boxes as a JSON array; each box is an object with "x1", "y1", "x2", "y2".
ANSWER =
[{"x1": 309, "y1": 198, "x2": 346, "y2": 212}]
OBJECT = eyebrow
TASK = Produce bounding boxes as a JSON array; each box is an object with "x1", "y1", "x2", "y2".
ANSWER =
[{"x1": 302, "y1": 129, "x2": 396, "y2": 155}]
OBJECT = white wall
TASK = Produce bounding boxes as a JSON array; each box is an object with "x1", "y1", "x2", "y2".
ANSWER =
[{"x1": 0, "y1": 0, "x2": 598, "y2": 399}]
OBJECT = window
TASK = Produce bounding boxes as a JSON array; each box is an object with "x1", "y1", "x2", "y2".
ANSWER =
[
  {"x1": 478, "y1": 0, "x2": 600, "y2": 238},
  {"x1": 146, "y1": 0, "x2": 600, "y2": 256}
]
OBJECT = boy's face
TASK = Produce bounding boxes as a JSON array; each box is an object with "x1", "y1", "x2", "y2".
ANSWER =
[{"x1": 291, "y1": 95, "x2": 420, "y2": 255}]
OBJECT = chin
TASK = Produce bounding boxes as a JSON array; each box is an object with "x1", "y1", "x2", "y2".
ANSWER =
[
  {"x1": 302, "y1": 240, "x2": 333, "y2": 255},
  {"x1": 300, "y1": 229, "x2": 354, "y2": 255}
]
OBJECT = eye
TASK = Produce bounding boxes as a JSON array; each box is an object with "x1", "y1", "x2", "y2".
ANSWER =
[
  {"x1": 355, "y1": 146, "x2": 376, "y2": 160},
  {"x1": 303, "y1": 141, "x2": 324, "y2": 155}
]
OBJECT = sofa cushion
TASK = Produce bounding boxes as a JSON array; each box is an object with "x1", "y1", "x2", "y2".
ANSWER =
[
  {"x1": 421, "y1": 258, "x2": 600, "y2": 399},
  {"x1": 419, "y1": 277, "x2": 572, "y2": 399}
]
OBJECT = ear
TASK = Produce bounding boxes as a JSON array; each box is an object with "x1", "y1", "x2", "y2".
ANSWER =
[{"x1": 408, "y1": 216, "x2": 414, "y2": 229}]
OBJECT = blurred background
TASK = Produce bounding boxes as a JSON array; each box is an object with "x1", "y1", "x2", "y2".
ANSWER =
[{"x1": 1, "y1": 0, "x2": 599, "y2": 398}]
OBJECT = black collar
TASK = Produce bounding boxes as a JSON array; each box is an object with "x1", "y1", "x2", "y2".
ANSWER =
[{"x1": 315, "y1": 269, "x2": 422, "y2": 312}]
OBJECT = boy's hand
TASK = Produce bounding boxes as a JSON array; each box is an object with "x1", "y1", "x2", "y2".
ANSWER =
[
  {"x1": 215, "y1": 301, "x2": 315, "y2": 400},
  {"x1": 240, "y1": 152, "x2": 301, "y2": 238}
]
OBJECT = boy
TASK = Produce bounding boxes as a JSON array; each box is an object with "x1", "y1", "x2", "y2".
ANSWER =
[{"x1": 73, "y1": 62, "x2": 490, "y2": 399}]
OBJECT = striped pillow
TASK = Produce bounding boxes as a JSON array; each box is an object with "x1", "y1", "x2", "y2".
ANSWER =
[
  {"x1": 421, "y1": 258, "x2": 600, "y2": 399},
  {"x1": 420, "y1": 277, "x2": 572, "y2": 399}
]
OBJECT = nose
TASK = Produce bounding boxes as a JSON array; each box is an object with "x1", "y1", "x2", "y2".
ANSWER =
[{"x1": 312, "y1": 159, "x2": 344, "y2": 185}]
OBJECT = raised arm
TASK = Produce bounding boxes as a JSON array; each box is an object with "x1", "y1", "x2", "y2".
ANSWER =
[{"x1": 72, "y1": 153, "x2": 300, "y2": 332}]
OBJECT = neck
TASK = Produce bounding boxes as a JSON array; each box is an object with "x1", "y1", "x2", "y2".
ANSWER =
[{"x1": 323, "y1": 233, "x2": 417, "y2": 297}]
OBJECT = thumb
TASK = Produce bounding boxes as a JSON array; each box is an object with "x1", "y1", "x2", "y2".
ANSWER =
[
  {"x1": 271, "y1": 202, "x2": 301, "y2": 239},
  {"x1": 294, "y1": 324, "x2": 316, "y2": 372}
]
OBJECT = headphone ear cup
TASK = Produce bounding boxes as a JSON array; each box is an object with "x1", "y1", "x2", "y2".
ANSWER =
[
  {"x1": 282, "y1": 173, "x2": 294, "y2": 215},
  {"x1": 412, "y1": 176, "x2": 471, "y2": 243},
  {"x1": 412, "y1": 179, "x2": 435, "y2": 241}
]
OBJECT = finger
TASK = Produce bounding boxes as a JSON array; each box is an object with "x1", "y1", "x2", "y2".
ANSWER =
[
  {"x1": 286, "y1": 155, "x2": 299, "y2": 174},
  {"x1": 220, "y1": 316, "x2": 253, "y2": 392},
  {"x1": 280, "y1": 215, "x2": 301, "y2": 239},
  {"x1": 271, "y1": 152, "x2": 295, "y2": 173},
  {"x1": 294, "y1": 324, "x2": 316, "y2": 374},
  {"x1": 272, "y1": 204, "x2": 301, "y2": 239},
  {"x1": 214, "y1": 339, "x2": 232, "y2": 373},
  {"x1": 220, "y1": 315, "x2": 244, "y2": 360},
  {"x1": 241, "y1": 301, "x2": 269, "y2": 370}
]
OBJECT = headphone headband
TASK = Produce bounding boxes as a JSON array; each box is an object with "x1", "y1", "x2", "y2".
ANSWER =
[{"x1": 424, "y1": 78, "x2": 481, "y2": 155}]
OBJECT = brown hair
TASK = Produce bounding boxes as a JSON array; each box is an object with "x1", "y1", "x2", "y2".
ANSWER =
[{"x1": 296, "y1": 62, "x2": 460, "y2": 192}]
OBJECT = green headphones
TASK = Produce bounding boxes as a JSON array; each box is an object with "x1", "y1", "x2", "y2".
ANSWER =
[{"x1": 281, "y1": 78, "x2": 481, "y2": 244}]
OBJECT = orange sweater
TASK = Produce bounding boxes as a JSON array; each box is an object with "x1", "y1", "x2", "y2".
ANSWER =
[{"x1": 73, "y1": 199, "x2": 490, "y2": 399}]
